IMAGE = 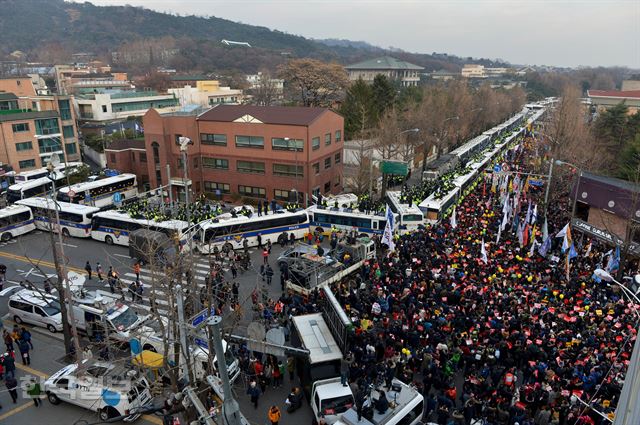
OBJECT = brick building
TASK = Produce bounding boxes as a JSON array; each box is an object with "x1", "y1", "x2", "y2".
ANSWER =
[
  {"x1": 141, "y1": 104, "x2": 344, "y2": 203},
  {"x1": 104, "y1": 139, "x2": 148, "y2": 188}
]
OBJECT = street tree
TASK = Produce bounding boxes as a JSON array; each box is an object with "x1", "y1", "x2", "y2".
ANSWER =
[
  {"x1": 249, "y1": 71, "x2": 279, "y2": 106},
  {"x1": 278, "y1": 58, "x2": 349, "y2": 107}
]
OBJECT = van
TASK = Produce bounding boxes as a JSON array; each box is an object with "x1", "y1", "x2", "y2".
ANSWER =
[
  {"x1": 45, "y1": 360, "x2": 153, "y2": 422},
  {"x1": 8, "y1": 289, "x2": 63, "y2": 333}
]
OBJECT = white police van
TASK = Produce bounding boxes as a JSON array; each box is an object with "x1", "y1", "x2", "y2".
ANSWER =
[
  {"x1": 8, "y1": 289, "x2": 63, "y2": 333},
  {"x1": 45, "y1": 360, "x2": 153, "y2": 422}
]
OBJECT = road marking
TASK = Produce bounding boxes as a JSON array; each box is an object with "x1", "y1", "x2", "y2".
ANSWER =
[
  {"x1": 0, "y1": 402, "x2": 33, "y2": 421},
  {"x1": 62, "y1": 243, "x2": 78, "y2": 248},
  {"x1": 0, "y1": 251, "x2": 84, "y2": 274},
  {"x1": 15, "y1": 363, "x2": 49, "y2": 379},
  {"x1": 114, "y1": 254, "x2": 131, "y2": 258}
]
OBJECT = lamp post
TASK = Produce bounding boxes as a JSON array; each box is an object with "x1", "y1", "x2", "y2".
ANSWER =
[{"x1": 46, "y1": 153, "x2": 81, "y2": 361}]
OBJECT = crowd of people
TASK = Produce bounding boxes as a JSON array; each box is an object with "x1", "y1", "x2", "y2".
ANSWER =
[{"x1": 120, "y1": 195, "x2": 223, "y2": 224}]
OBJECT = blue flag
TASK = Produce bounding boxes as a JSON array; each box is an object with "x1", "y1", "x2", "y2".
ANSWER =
[
  {"x1": 538, "y1": 236, "x2": 552, "y2": 257},
  {"x1": 568, "y1": 243, "x2": 578, "y2": 260}
]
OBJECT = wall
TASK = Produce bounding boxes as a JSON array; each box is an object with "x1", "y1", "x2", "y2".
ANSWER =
[{"x1": 588, "y1": 207, "x2": 627, "y2": 241}]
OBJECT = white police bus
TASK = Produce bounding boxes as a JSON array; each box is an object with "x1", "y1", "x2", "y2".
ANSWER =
[
  {"x1": 385, "y1": 191, "x2": 424, "y2": 232},
  {"x1": 0, "y1": 205, "x2": 36, "y2": 241},
  {"x1": 7, "y1": 170, "x2": 71, "y2": 204},
  {"x1": 307, "y1": 204, "x2": 396, "y2": 236},
  {"x1": 190, "y1": 209, "x2": 309, "y2": 254},
  {"x1": 57, "y1": 174, "x2": 137, "y2": 208},
  {"x1": 13, "y1": 161, "x2": 82, "y2": 183},
  {"x1": 16, "y1": 197, "x2": 99, "y2": 238},
  {"x1": 91, "y1": 210, "x2": 189, "y2": 246}
]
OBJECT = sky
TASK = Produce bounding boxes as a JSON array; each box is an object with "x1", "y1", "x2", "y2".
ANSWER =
[{"x1": 87, "y1": 0, "x2": 639, "y2": 68}]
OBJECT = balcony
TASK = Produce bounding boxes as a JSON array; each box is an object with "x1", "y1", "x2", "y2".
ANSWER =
[{"x1": 79, "y1": 112, "x2": 94, "y2": 119}]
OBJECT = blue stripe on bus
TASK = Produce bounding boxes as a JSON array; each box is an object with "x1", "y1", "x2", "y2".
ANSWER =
[
  {"x1": 95, "y1": 226, "x2": 188, "y2": 246},
  {"x1": 0, "y1": 219, "x2": 35, "y2": 232},
  {"x1": 34, "y1": 216, "x2": 91, "y2": 229},
  {"x1": 209, "y1": 223, "x2": 310, "y2": 243},
  {"x1": 309, "y1": 221, "x2": 382, "y2": 235}
]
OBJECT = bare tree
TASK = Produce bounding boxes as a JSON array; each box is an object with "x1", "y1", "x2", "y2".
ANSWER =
[
  {"x1": 249, "y1": 71, "x2": 279, "y2": 106},
  {"x1": 278, "y1": 59, "x2": 349, "y2": 107}
]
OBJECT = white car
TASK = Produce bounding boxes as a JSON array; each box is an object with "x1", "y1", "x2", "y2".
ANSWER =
[
  {"x1": 7, "y1": 289, "x2": 63, "y2": 333},
  {"x1": 45, "y1": 360, "x2": 153, "y2": 422}
]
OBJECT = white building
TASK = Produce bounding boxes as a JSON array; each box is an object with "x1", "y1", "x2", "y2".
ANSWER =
[
  {"x1": 168, "y1": 83, "x2": 243, "y2": 107},
  {"x1": 75, "y1": 91, "x2": 180, "y2": 123},
  {"x1": 345, "y1": 56, "x2": 423, "y2": 87}
]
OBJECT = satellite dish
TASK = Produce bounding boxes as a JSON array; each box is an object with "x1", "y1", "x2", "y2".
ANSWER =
[
  {"x1": 266, "y1": 328, "x2": 285, "y2": 346},
  {"x1": 49, "y1": 153, "x2": 60, "y2": 167},
  {"x1": 247, "y1": 322, "x2": 265, "y2": 342}
]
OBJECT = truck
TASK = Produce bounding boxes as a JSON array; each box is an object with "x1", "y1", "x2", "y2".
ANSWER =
[
  {"x1": 291, "y1": 312, "x2": 355, "y2": 424},
  {"x1": 285, "y1": 239, "x2": 375, "y2": 296},
  {"x1": 128, "y1": 228, "x2": 176, "y2": 266}
]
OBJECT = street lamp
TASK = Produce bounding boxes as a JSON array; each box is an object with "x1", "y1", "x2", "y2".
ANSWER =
[{"x1": 594, "y1": 268, "x2": 640, "y2": 306}]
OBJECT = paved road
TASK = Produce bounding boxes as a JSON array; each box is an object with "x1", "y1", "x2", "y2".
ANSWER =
[{"x1": 0, "y1": 230, "x2": 318, "y2": 424}]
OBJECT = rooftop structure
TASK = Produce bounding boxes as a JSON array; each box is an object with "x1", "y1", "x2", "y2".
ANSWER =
[{"x1": 345, "y1": 56, "x2": 423, "y2": 87}]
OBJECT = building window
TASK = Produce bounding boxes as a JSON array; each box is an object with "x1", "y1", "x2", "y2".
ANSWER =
[
  {"x1": 335, "y1": 153, "x2": 341, "y2": 164},
  {"x1": 62, "y1": 125, "x2": 74, "y2": 139},
  {"x1": 152, "y1": 142, "x2": 160, "y2": 164},
  {"x1": 18, "y1": 159, "x2": 35, "y2": 169},
  {"x1": 335, "y1": 130, "x2": 342, "y2": 142},
  {"x1": 312, "y1": 137, "x2": 320, "y2": 150},
  {"x1": 101, "y1": 105, "x2": 107, "y2": 113},
  {"x1": 193, "y1": 157, "x2": 199, "y2": 168},
  {"x1": 237, "y1": 161, "x2": 265, "y2": 174},
  {"x1": 155, "y1": 170, "x2": 162, "y2": 185},
  {"x1": 325, "y1": 133, "x2": 331, "y2": 146},
  {"x1": 335, "y1": 176, "x2": 341, "y2": 186},
  {"x1": 139, "y1": 152, "x2": 147, "y2": 162},
  {"x1": 204, "y1": 181, "x2": 230, "y2": 194},
  {"x1": 324, "y1": 181, "x2": 331, "y2": 193},
  {"x1": 37, "y1": 137, "x2": 61, "y2": 154},
  {"x1": 58, "y1": 99, "x2": 72, "y2": 120},
  {"x1": 313, "y1": 162, "x2": 320, "y2": 175},
  {"x1": 272, "y1": 138, "x2": 303, "y2": 151},
  {"x1": 15, "y1": 141, "x2": 33, "y2": 151},
  {"x1": 34, "y1": 118, "x2": 59, "y2": 135},
  {"x1": 238, "y1": 185, "x2": 266, "y2": 198},
  {"x1": 110, "y1": 153, "x2": 117, "y2": 163},
  {"x1": 200, "y1": 133, "x2": 227, "y2": 146},
  {"x1": 178, "y1": 158, "x2": 184, "y2": 169},
  {"x1": 202, "y1": 157, "x2": 229, "y2": 170},
  {"x1": 65, "y1": 143, "x2": 77, "y2": 155},
  {"x1": 324, "y1": 157, "x2": 331, "y2": 169},
  {"x1": 235, "y1": 135, "x2": 264, "y2": 149},
  {"x1": 273, "y1": 164, "x2": 303, "y2": 177},
  {"x1": 11, "y1": 123, "x2": 29, "y2": 133},
  {"x1": 274, "y1": 189, "x2": 299, "y2": 202}
]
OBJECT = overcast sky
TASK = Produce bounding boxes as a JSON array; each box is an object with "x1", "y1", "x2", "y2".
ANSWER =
[{"x1": 87, "y1": 0, "x2": 639, "y2": 68}]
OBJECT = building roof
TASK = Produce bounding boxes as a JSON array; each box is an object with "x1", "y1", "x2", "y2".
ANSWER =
[
  {"x1": 0, "y1": 109, "x2": 58, "y2": 122},
  {"x1": 105, "y1": 139, "x2": 145, "y2": 151},
  {"x1": 573, "y1": 171, "x2": 640, "y2": 220},
  {"x1": 345, "y1": 56, "x2": 423, "y2": 71},
  {"x1": 197, "y1": 105, "x2": 331, "y2": 126},
  {"x1": 0, "y1": 93, "x2": 19, "y2": 101},
  {"x1": 170, "y1": 75, "x2": 209, "y2": 81},
  {"x1": 587, "y1": 90, "x2": 640, "y2": 100}
]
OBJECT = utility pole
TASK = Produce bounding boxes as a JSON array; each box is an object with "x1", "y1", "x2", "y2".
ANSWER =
[
  {"x1": 183, "y1": 386, "x2": 215, "y2": 425},
  {"x1": 543, "y1": 158, "x2": 554, "y2": 219},
  {"x1": 207, "y1": 316, "x2": 242, "y2": 425},
  {"x1": 166, "y1": 164, "x2": 173, "y2": 206},
  {"x1": 175, "y1": 285, "x2": 193, "y2": 384}
]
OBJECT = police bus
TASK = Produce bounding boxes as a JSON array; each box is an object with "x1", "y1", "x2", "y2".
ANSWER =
[
  {"x1": 90, "y1": 210, "x2": 189, "y2": 246},
  {"x1": 57, "y1": 174, "x2": 137, "y2": 208},
  {"x1": 384, "y1": 191, "x2": 424, "y2": 232},
  {"x1": 0, "y1": 205, "x2": 36, "y2": 241},
  {"x1": 15, "y1": 197, "x2": 99, "y2": 238},
  {"x1": 13, "y1": 161, "x2": 82, "y2": 183},
  {"x1": 7, "y1": 170, "x2": 73, "y2": 204},
  {"x1": 190, "y1": 209, "x2": 309, "y2": 254},
  {"x1": 307, "y1": 204, "x2": 396, "y2": 236}
]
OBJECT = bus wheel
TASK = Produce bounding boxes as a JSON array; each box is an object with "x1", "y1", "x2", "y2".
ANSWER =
[
  {"x1": 0, "y1": 233, "x2": 11, "y2": 242},
  {"x1": 278, "y1": 233, "x2": 287, "y2": 245},
  {"x1": 61, "y1": 228, "x2": 70, "y2": 237},
  {"x1": 315, "y1": 227, "x2": 324, "y2": 234},
  {"x1": 100, "y1": 407, "x2": 118, "y2": 421},
  {"x1": 105, "y1": 235, "x2": 114, "y2": 245},
  {"x1": 359, "y1": 233, "x2": 368, "y2": 238},
  {"x1": 223, "y1": 242, "x2": 233, "y2": 253}
]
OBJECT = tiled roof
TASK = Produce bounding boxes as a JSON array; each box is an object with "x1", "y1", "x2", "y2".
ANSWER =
[
  {"x1": 345, "y1": 56, "x2": 423, "y2": 71},
  {"x1": 197, "y1": 105, "x2": 331, "y2": 126},
  {"x1": 587, "y1": 90, "x2": 640, "y2": 99}
]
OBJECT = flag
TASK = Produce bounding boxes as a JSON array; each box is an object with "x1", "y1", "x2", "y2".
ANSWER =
[
  {"x1": 501, "y1": 208, "x2": 509, "y2": 232},
  {"x1": 480, "y1": 239, "x2": 488, "y2": 264},
  {"x1": 539, "y1": 236, "x2": 552, "y2": 257},
  {"x1": 518, "y1": 222, "x2": 525, "y2": 247},
  {"x1": 496, "y1": 225, "x2": 502, "y2": 244},
  {"x1": 555, "y1": 223, "x2": 569, "y2": 239},
  {"x1": 525, "y1": 202, "x2": 532, "y2": 225},
  {"x1": 134, "y1": 122, "x2": 144, "y2": 133},
  {"x1": 382, "y1": 205, "x2": 395, "y2": 252},
  {"x1": 555, "y1": 223, "x2": 572, "y2": 253},
  {"x1": 584, "y1": 240, "x2": 592, "y2": 257},
  {"x1": 542, "y1": 217, "x2": 549, "y2": 241},
  {"x1": 569, "y1": 243, "x2": 578, "y2": 260},
  {"x1": 529, "y1": 238, "x2": 538, "y2": 257},
  {"x1": 450, "y1": 207, "x2": 457, "y2": 229},
  {"x1": 522, "y1": 223, "x2": 530, "y2": 247},
  {"x1": 531, "y1": 204, "x2": 538, "y2": 224},
  {"x1": 606, "y1": 246, "x2": 620, "y2": 273}
]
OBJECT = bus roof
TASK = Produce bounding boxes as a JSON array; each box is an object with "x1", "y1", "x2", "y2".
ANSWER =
[
  {"x1": 385, "y1": 191, "x2": 424, "y2": 216},
  {"x1": 16, "y1": 197, "x2": 100, "y2": 214},
  {"x1": 291, "y1": 313, "x2": 343, "y2": 364},
  {"x1": 418, "y1": 187, "x2": 459, "y2": 210},
  {"x1": 93, "y1": 210, "x2": 188, "y2": 229},
  {"x1": 307, "y1": 204, "x2": 387, "y2": 220},
  {"x1": 58, "y1": 173, "x2": 136, "y2": 193},
  {"x1": 8, "y1": 171, "x2": 67, "y2": 191},
  {"x1": 0, "y1": 204, "x2": 31, "y2": 218}
]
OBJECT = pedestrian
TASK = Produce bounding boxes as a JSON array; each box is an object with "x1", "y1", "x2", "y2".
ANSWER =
[
  {"x1": 267, "y1": 240, "x2": 272, "y2": 254},
  {"x1": 230, "y1": 262, "x2": 237, "y2": 279},
  {"x1": 257, "y1": 233, "x2": 263, "y2": 249},
  {"x1": 107, "y1": 274, "x2": 116, "y2": 294},
  {"x1": 263, "y1": 248, "x2": 269, "y2": 265},
  {"x1": 247, "y1": 381, "x2": 261, "y2": 409},
  {"x1": 96, "y1": 262, "x2": 103, "y2": 281},
  {"x1": 5, "y1": 375, "x2": 17, "y2": 403},
  {"x1": 257, "y1": 200, "x2": 263, "y2": 217},
  {"x1": 3, "y1": 330, "x2": 14, "y2": 352},
  {"x1": 84, "y1": 261, "x2": 92, "y2": 280},
  {"x1": 265, "y1": 265, "x2": 274, "y2": 285},
  {"x1": 232, "y1": 282, "x2": 239, "y2": 302},
  {"x1": 136, "y1": 281, "x2": 144, "y2": 302},
  {"x1": 2, "y1": 351, "x2": 15, "y2": 379},
  {"x1": 277, "y1": 361, "x2": 285, "y2": 388},
  {"x1": 20, "y1": 327, "x2": 32, "y2": 349},
  {"x1": 129, "y1": 281, "x2": 137, "y2": 302},
  {"x1": 17, "y1": 338, "x2": 30, "y2": 365},
  {"x1": 287, "y1": 356, "x2": 295, "y2": 382},
  {"x1": 268, "y1": 405, "x2": 281, "y2": 425},
  {"x1": 289, "y1": 233, "x2": 295, "y2": 246},
  {"x1": 133, "y1": 261, "x2": 141, "y2": 280},
  {"x1": 43, "y1": 279, "x2": 51, "y2": 294},
  {"x1": 26, "y1": 377, "x2": 42, "y2": 407}
]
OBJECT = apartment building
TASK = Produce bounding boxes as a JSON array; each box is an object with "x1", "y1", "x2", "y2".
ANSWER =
[
  {"x1": 142, "y1": 104, "x2": 344, "y2": 203},
  {"x1": 0, "y1": 77, "x2": 81, "y2": 172},
  {"x1": 345, "y1": 56, "x2": 423, "y2": 87},
  {"x1": 169, "y1": 81, "x2": 243, "y2": 107},
  {"x1": 76, "y1": 91, "x2": 180, "y2": 124}
]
